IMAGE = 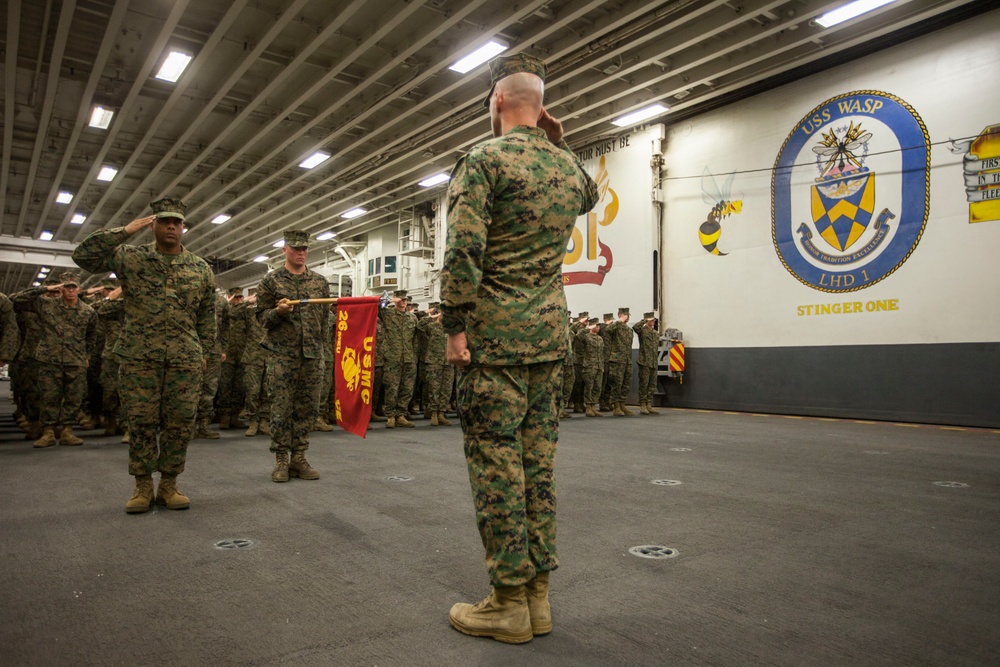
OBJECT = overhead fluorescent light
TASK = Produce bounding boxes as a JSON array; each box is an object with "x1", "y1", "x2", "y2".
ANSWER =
[
  {"x1": 272, "y1": 239, "x2": 285, "y2": 248},
  {"x1": 419, "y1": 173, "x2": 450, "y2": 188},
  {"x1": 71, "y1": 213, "x2": 86, "y2": 225},
  {"x1": 89, "y1": 105, "x2": 114, "y2": 129},
  {"x1": 816, "y1": 0, "x2": 896, "y2": 28},
  {"x1": 32, "y1": 282, "x2": 41, "y2": 287},
  {"x1": 316, "y1": 231, "x2": 336, "y2": 241},
  {"x1": 40, "y1": 267, "x2": 50, "y2": 274},
  {"x1": 37, "y1": 272, "x2": 47, "y2": 280},
  {"x1": 449, "y1": 40, "x2": 508, "y2": 74},
  {"x1": 211, "y1": 214, "x2": 231, "y2": 225},
  {"x1": 40, "y1": 231, "x2": 54, "y2": 241},
  {"x1": 155, "y1": 50, "x2": 193, "y2": 82},
  {"x1": 97, "y1": 166, "x2": 118, "y2": 182},
  {"x1": 612, "y1": 103, "x2": 669, "y2": 127},
  {"x1": 253, "y1": 255, "x2": 269, "y2": 263},
  {"x1": 56, "y1": 191, "x2": 73, "y2": 204},
  {"x1": 299, "y1": 152, "x2": 331, "y2": 169},
  {"x1": 342, "y1": 208, "x2": 366, "y2": 219}
]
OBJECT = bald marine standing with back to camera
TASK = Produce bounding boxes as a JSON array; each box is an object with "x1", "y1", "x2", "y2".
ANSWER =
[
  {"x1": 73, "y1": 197, "x2": 217, "y2": 514},
  {"x1": 440, "y1": 54, "x2": 599, "y2": 644}
]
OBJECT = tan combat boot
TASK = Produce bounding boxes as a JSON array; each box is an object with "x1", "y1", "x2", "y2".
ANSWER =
[
  {"x1": 437, "y1": 412, "x2": 452, "y2": 426},
  {"x1": 77, "y1": 412, "x2": 96, "y2": 430},
  {"x1": 559, "y1": 410, "x2": 571, "y2": 420},
  {"x1": 196, "y1": 418, "x2": 220, "y2": 439},
  {"x1": 125, "y1": 474, "x2": 154, "y2": 514},
  {"x1": 639, "y1": 403, "x2": 650, "y2": 415},
  {"x1": 312, "y1": 417, "x2": 333, "y2": 432},
  {"x1": 612, "y1": 403, "x2": 625, "y2": 417},
  {"x1": 245, "y1": 421, "x2": 258, "y2": 437},
  {"x1": 448, "y1": 586, "x2": 533, "y2": 644},
  {"x1": 524, "y1": 572, "x2": 552, "y2": 636},
  {"x1": 385, "y1": 416, "x2": 396, "y2": 429},
  {"x1": 258, "y1": 420, "x2": 271, "y2": 436},
  {"x1": 121, "y1": 430, "x2": 130, "y2": 444},
  {"x1": 60, "y1": 426, "x2": 84, "y2": 446},
  {"x1": 272, "y1": 450, "x2": 290, "y2": 483},
  {"x1": 26, "y1": 421, "x2": 44, "y2": 442},
  {"x1": 621, "y1": 402, "x2": 634, "y2": 416},
  {"x1": 370, "y1": 413, "x2": 386, "y2": 422},
  {"x1": 34, "y1": 426, "x2": 58, "y2": 448},
  {"x1": 585, "y1": 406, "x2": 597, "y2": 417},
  {"x1": 219, "y1": 414, "x2": 231, "y2": 429},
  {"x1": 395, "y1": 415, "x2": 415, "y2": 428},
  {"x1": 156, "y1": 474, "x2": 190, "y2": 510},
  {"x1": 289, "y1": 451, "x2": 320, "y2": 480},
  {"x1": 430, "y1": 412, "x2": 440, "y2": 426},
  {"x1": 647, "y1": 402, "x2": 660, "y2": 415}
]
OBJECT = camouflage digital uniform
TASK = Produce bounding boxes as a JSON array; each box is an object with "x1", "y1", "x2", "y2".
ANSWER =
[
  {"x1": 256, "y1": 265, "x2": 329, "y2": 454},
  {"x1": 633, "y1": 319, "x2": 660, "y2": 407},
  {"x1": 605, "y1": 317, "x2": 633, "y2": 404},
  {"x1": 12, "y1": 287, "x2": 98, "y2": 429},
  {"x1": 218, "y1": 296, "x2": 247, "y2": 419},
  {"x1": 320, "y1": 306, "x2": 337, "y2": 420},
  {"x1": 0, "y1": 293, "x2": 19, "y2": 365},
  {"x1": 72, "y1": 227, "x2": 217, "y2": 476},
  {"x1": 240, "y1": 298, "x2": 271, "y2": 424},
  {"x1": 416, "y1": 314, "x2": 449, "y2": 414},
  {"x1": 440, "y1": 123, "x2": 599, "y2": 587},
  {"x1": 380, "y1": 305, "x2": 416, "y2": 419},
  {"x1": 12, "y1": 305, "x2": 43, "y2": 423},
  {"x1": 372, "y1": 317, "x2": 386, "y2": 416},
  {"x1": 93, "y1": 297, "x2": 125, "y2": 421},
  {"x1": 576, "y1": 327, "x2": 604, "y2": 409},
  {"x1": 598, "y1": 316, "x2": 614, "y2": 408},
  {"x1": 560, "y1": 325, "x2": 574, "y2": 411},
  {"x1": 198, "y1": 294, "x2": 228, "y2": 423}
]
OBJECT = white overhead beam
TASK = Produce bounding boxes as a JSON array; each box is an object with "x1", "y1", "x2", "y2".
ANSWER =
[{"x1": 0, "y1": 235, "x2": 80, "y2": 269}]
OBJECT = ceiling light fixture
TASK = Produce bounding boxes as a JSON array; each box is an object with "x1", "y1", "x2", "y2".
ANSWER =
[
  {"x1": 342, "y1": 208, "x2": 366, "y2": 219},
  {"x1": 40, "y1": 231, "x2": 54, "y2": 241},
  {"x1": 816, "y1": 0, "x2": 896, "y2": 27},
  {"x1": 155, "y1": 50, "x2": 193, "y2": 82},
  {"x1": 211, "y1": 214, "x2": 231, "y2": 225},
  {"x1": 612, "y1": 103, "x2": 669, "y2": 127},
  {"x1": 89, "y1": 105, "x2": 114, "y2": 129},
  {"x1": 272, "y1": 239, "x2": 285, "y2": 248},
  {"x1": 419, "y1": 173, "x2": 450, "y2": 188},
  {"x1": 299, "y1": 152, "x2": 331, "y2": 169},
  {"x1": 40, "y1": 267, "x2": 50, "y2": 274},
  {"x1": 316, "y1": 231, "x2": 336, "y2": 241},
  {"x1": 449, "y1": 40, "x2": 508, "y2": 74},
  {"x1": 97, "y1": 166, "x2": 118, "y2": 182},
  {"x1": 56, "y1": 191, "x2": 73, "y2": 204},
  {"x1": 253, "y1": 255, "x2": 269, "y2": 263},
  {"x1": 71, "y1": 214, "x2": 86, "y2": 225}
]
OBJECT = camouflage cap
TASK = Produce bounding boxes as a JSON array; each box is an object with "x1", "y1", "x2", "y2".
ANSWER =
[
  {"x1": 618, "y1": 307, "x2": 630, "y2": 315},
  {"x1": 603, "y1": 313, "x2": 614, "y2": 320},
  {"x1": 43, "y1": 276, "x2": 60, "y2": 286},
  {"x1": 150, "y1": 197, "x2": 186, "y2": 221},
  {"x1": 428, "y1": 301, "x2": 441, "y2": 309},
  {"x1": 59, "y1": 271, "x2": 80, "y2": 286},
  {"x1": 247, "y1": 287, "x2": 257, "y2": 296},
  {"x1": 284, "y1": 230, "x2": 309, "y2": 248},
  {"x1": 227, "y1": 287, "x2": 244, "y2": 297},
  {"x1": 588, "y1": 317, "x2": 599, "y2": 325},
  {"x1": 393, "y1": 289, "x2": 407, "y2": 298},
  {"x1": 483, "y1": 53, "x2": 546, "y2": 107},
  {"x1": 644, "y1": 311, "x2": 656, "y2": 320},
  {"x1": 577, "y1": 311, "x2": 589, "y2": 319}
]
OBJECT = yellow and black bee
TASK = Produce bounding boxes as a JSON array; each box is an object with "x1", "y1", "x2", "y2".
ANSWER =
[{"x1": 698, "y1": 168, "x2": 743, "y2": 256}]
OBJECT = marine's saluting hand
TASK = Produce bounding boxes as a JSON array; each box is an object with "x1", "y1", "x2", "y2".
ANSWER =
[{"x1": 537, "y1": 107, "x2": 563, "y2": 145}]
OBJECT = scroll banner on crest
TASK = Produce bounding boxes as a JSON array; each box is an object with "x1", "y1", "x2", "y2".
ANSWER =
[{"x1": 334, "y1": 296, "x2": 380, "y2": 437}]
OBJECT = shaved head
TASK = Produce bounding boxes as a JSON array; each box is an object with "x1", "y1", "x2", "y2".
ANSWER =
[{"x1": 490, "y1": 72, "x2": 544, "y2": 137}]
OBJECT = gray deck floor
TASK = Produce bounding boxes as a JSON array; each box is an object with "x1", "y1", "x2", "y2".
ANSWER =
[{"x1": 1, "y1": 390, "x2": 998, "y2": 666}]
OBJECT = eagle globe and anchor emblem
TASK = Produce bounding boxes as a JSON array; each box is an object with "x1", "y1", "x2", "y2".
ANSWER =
[{"x1": 772, "y1": 91, "x2": 930, "y2": 292}]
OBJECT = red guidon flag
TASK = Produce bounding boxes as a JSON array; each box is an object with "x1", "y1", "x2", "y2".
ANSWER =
[{"x1": 334, "y1": 296, "x2": 380, "y2": 437}]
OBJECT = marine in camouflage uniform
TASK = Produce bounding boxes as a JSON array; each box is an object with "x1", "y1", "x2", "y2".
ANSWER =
[
  {"x1": 12, "y1": 272, "x2": 98, "y2": 447},
  {"x1": 12, "y1": 278, "x2": 56, "y2": 439},
  {"x1": 0, "y1": 292, "x2": 20, "y2": 367},
  {"x1": 371, "y1": 317, "x2": 386, "y2": 420},
  {"x1": 73, "y1": 197, "x2": 217, "y2": 514},
  {"x1": 577, "y1": 319, "x2": 605, "y2": 417},
  {"x1": 314, "y1": 304, "x2": 336, "y2": 431},
  {"x1": 194, "y1": 292, "x2": 229, "y2": 438},
  {"x1": 559, "y1": 323, "x2": 574, "y2": 419},
  {"x1": 217, "y1": 288, "x2": 247, "y2": 428},
  {"x1": 598, "y1": 312, "x2": 615, "y2": 411},
  {"x1": 256, "y1": 229, "x2": 329, "y2": 482},
  {"x1": 416, "y1": 303, "x2": 452, "y2": 426},
  {"x1": 92, "y1": 281, "x2": 126, "y2": 435},
  {"x1": 440, "y1": 54, "x2": 599, "y2": 643},
  {"x1": 605, "y1": 307, "x2": 635, "y2": 416},
  {"x1": 569, "y1": 312, "x2": 588, "y2": 412},
  {"x1": 633, "y1": 312, "x2": 661, "y2": 415},
  {"x1": 380, "y1": 290, "x2": 417, "y2": 428},
  {"x1": 240, "y1": 290, "x2": 272, "y2": 436}
]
